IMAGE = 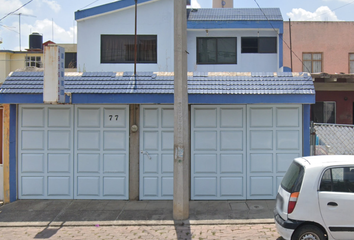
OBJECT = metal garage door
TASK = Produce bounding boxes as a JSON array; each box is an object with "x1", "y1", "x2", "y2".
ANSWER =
[
  {"x1": 191, "y1": 104, "x2": 302, "y2": 200},
  {"x1": 191, "y1": 105, "x2": 247, "y2": 200},
  {"x1": 18, "y1": 105, "x2": 74, "y2": 199},
  {"x1": 18, "y1": 105, "x2": 129, "y2": 199},
  {"x1": 247, "y1": 105, "x2": 302, "y2": 199},
  {"x1": 74, "y1": 105, "x2": 129, "y2": 199},
  {"x1": 139, "y1": 105, "x2": 174, "y2": 200}
]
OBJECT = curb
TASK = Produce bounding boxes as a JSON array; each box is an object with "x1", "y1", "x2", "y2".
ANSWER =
[{"x1": 0, "y1": 218, "x2": 275, "y2": 228}]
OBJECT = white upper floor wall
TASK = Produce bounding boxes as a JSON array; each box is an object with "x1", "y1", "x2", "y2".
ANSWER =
[{"x1": 75, "y1": 0, "x2": 283, "y2": 73}]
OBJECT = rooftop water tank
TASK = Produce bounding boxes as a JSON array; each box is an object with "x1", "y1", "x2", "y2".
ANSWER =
[{"x1": 29, "y1": 32, "x2": 43, "y2": 50}]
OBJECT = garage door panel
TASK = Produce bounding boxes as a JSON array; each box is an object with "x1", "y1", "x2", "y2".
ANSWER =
[
  {"x1": 276, "y1": 153, "x2": 300, "y2": 173},
  {"x1": 194, "y1": 177, "x2": 217, "y2": 197},
  {"x1": 77, "y1": 108, "x2": 100, "y2": 127},
  {"x1": 21, "y1": 154, "x2": 44, "y2": 173},
  {"x1": 276, "y1": 130, "x2": 300, "y2": 150},
  {"x1": 103, "y1": 131, "x2": 126, "y2": 150},
  {"x1": 220, "y1": 108, "x2": 243, "y2": 128},
  {"x1": 22, "y1": 130, "x2": 45, "y2": 150},
  {"x1": 143, "y1": 177, "x2": 158, "y2": 196},
  {"x1": 250, "y1": 130, "x2": 273, "y2": 150},
  {"x1": 22, "y1": 108, "x2": 45, "y2": 127},
  {"x1": 48, "y1": 177, "x2": 71, "y2": 196},
  {"x1": 194, "y1": 108, "x2": 217, "y2": 128},
  {"x1": 161, "y1": 154, "x2": 173, "y2": 173},
  {"x1": 143, "y1": 154, "x2": 158, "y2": 173},
  {"x1": 194, "y1": 154, "x2": 217, "y2": 173},
  {"x1": 249, "y1": 176, "x2": 273, "y2": 197},
  {"x1": 77, "y1": 131, "x2": 100, "y2": 150},
  {"x1": 143, "y1": 108, "x2": 159, "y2": 128},
  {"x1": 48, "y1": 154, "x2": 71, "y2": 173},
  {"x1": 250, "y1": 108, "x2": 273, "y2": 127},
  {"x1": 194, "y1": 131, "x2": 217, "y2": 150},
  {"x1": 103, "y1": 177, "x2": 126, "y2": 196},
  {"x1": 220, "y1": 131, "x2": 243, "y2": 150},
  {"x1": 161, "y1": 108, "x2": 174, "y2": 128},
  {"x1": 161, "y1": 177, "x2": 173, "y2": 197},
  {"x1": 48, "y1": 108, "x2": 71, "y2": 127},
  {"x1": 21, "y1": 177, "x2": 44, "y2": 196},
  {"x1": 103, "y1": 154, "x2": 126, "y2": 173},
  {"x1": 161, "y1": 131, "x2": 173, "y2": 150},
  {"x1": 103, "y1": 108, "x2": 127, "y2": 128},
  {"x1": 48, "y1": 130, "x2": 71, "y2": 150},
  {"x1": 77, "y1": 177, "x2": 100, "y2": 196},
  {"x1": 276, "y1": 108, "x2": 300, "y2": 127},
  {"x1": 77, "y1": 154, "x2": 100, "y2": 173},
  {"x1": 220, "y1": 154, "x2": 243, "y2": 173},
  {"x1": 220, "y1": 177, "x2": 243, "y2": 196},
  {"x1": 143, "y1": 131, "x2": 159, "y2": 150},
  {"x1": 250, "y1": 153, "x2": 273, "y2": 173}
]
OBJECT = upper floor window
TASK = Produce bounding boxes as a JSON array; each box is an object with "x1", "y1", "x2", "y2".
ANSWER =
[
  {"x1": 241, "y1": 37, "x2": 277, "y2": 53},
  {"x1": 349, "y1": 53, "x2": 354, "y2": 73},
  {"x1": 197, "y1": 37, "x2": 237, "y2": 64},
  {"x1": 25, "y1": 56, "x2": 42, "y2": 68},
  {"x1": 101, "y1": 35, "x2": 157, "y2": 64},
  {"x1": 65, "y1": 52, "x2": 77, "y2": 68},
  {"x1": 312, "y1": 101, "x2": 335, "y2": 124},
  {"x1": 303, "y1": 53, "x2": 322, "y2": 73}
]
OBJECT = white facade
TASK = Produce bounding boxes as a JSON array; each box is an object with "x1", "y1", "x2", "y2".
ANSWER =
[{"x1": 76, "y1": 0, "x2": 280, "y2": 73}]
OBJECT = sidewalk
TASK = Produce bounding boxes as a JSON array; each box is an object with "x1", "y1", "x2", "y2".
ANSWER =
[{"x1": 0, "y1": 200, "x2": 275, "y2": 227}]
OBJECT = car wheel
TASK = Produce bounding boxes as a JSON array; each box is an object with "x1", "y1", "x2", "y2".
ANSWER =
[{"x1": 292, "y1": 225, "x2": 326, "y2": 240}]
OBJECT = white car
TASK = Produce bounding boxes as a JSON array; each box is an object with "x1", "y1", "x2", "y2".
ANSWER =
[{"x1": 274, "y1": 155, "x2": 354, "y2": 240}]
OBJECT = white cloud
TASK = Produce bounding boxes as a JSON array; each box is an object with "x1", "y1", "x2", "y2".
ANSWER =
[
  {"x1": 187, "y1": 0, "x2": 201, "y2": 8},
  {"x1": 0, "y1": 0, "x2": 33, "y2": 17},
  {"x1": 42, "y1": 0, "x2": 61, "y2": 13},
  {"x1": 287, "y1": 6, "x2": 340, "y2": 21}
]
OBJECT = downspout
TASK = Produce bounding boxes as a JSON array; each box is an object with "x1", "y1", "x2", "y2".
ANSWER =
[{"x1": 134, "y1": 0, "x2": 137, "y2": 88}]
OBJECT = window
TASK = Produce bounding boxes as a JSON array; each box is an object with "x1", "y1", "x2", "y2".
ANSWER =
[
  {"x1": 349, "y1": 53, "x2": 354, "y2": 73},
  {"x1": 101, "y1": 35, "x2": 157, "y2": 63},
  {"x1": 241, "y1": 37, "x2": 277, "y2": 53},
  {"x1": 25, "y1": 56, "x2": 42, "y2": 68},
  {"x1": 65, "y1": 52, "x2": 77, "y2": 68},
  {"x1": 197, "y1": 37, "x2": 237, "y2": 64},
  {"x1": 281, "y1": 161, "x2": 304, "y2": 193},
  {"x1": 320, "y1": 167, "x2": 354, "y2": 193},
  {"x1": 302, "y1": 53, "x2": 322, "y2": 73},
  {"x1": 312, "y1": 101, "x2": 335, "y2": 123}
]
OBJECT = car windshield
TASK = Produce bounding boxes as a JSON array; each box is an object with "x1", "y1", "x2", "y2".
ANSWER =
[{"x1": 281, "y1": 161, "x2": 304, "y2": 193}]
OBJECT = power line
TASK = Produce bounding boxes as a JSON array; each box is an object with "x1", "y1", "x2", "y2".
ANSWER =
[{"x1": 0, "y1": 0, "x2": 34, "y2": 22}]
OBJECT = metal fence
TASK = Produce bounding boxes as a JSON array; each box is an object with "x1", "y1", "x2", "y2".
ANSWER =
[{"x1": 310, "y1": 123, "x2": 354, "y2": 155}]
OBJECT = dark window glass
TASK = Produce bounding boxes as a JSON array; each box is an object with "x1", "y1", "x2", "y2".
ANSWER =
[
  {"x1": 311, "y1": 102, "x2": 335, "y2": 123},
  {"x1": 281, "y1": 161, "x2": 304, "y2": 193},
  {"x1": 197, "y1": 37, "x2": 237, "y2": 64},
  {"x1": 320, "y1": 167, "x2": 354, "y2": 193},
  {"x1": 101, "y1": 35, "x2": 157, "y2": 63},
  {"x1": 65, "y1": 52, "x2": 77, "y2": 68},
  {"x1": 241, "y1": 37, "x2": 277, "y2": 53}
]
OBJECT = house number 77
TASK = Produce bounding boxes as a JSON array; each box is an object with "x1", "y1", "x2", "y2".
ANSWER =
[{"x1": 109, "y1": 115, "x2": 119, "y2": 121}]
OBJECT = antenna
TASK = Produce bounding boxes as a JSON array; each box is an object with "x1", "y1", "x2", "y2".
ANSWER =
[{"x1": 11, "y1": 13, "x2": 36, "y2": 51}]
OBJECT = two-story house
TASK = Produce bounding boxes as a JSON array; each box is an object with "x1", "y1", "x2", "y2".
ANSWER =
[{"x1": 0, "y1": 0, "x2": 314, "y2": 203}]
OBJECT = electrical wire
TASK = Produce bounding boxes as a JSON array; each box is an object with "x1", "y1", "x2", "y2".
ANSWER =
[{"x1": 0, "y1": 0, "x2": 34, "y2": 22}]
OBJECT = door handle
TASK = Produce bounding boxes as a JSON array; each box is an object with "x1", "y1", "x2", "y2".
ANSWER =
[
  {"x1": 140, "y1": 151, "x2": 151, "y2": 159},
  {"x1": 327, "y1": 202, "x2": 338, "y2": 206}
]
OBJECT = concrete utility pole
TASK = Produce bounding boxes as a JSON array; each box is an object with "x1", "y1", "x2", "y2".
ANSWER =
[{"x1": 173, "y1": 0, "x2": 189, "y2": 220}]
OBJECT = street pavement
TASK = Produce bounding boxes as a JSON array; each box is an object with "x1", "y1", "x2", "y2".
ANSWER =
[{"x1": 0, "y1": 199, "x2": 283, "y2": 239}]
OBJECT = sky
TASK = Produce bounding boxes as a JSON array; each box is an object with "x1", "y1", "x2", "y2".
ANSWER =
[{"x1": 0, "y1": 0, "x2": 354, "y2": 51}]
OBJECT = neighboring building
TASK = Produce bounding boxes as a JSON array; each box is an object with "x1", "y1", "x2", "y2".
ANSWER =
[
  {"x1": 0, "y1": 0, "x2": 315, "y2": 203},
  {"x1": 0, "y1": 33, "x2": 77, "y2": 84},
  {"x1": 283, "y1": 21, "x2": 354, "y2": 124}
]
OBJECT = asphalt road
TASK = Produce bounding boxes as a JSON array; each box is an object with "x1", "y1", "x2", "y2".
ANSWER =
[{"x1": 0, "y1": 224, "x2": 284, "y2": 240}]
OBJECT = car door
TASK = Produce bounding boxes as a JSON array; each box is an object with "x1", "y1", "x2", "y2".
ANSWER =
[{"x1": 318, "y1": 166, "x2": 354, "y2": 240}]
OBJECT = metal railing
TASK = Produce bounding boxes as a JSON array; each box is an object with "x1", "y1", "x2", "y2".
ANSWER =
[{"x1": 310, "y1": 122, "x2": 354, "y2": 155}]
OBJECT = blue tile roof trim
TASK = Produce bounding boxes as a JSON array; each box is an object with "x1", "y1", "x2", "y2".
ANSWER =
[
  {"x1": 187, "y1": 8, "x2": 282, "y2": 21},
  {"x1": 0, "y1": 72, "x2": 314, "y2": 96}
]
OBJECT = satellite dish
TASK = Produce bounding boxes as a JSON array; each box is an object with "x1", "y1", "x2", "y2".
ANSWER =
[{"x1": 222, "y1": 0, "x2": 226, "y2": 6}]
